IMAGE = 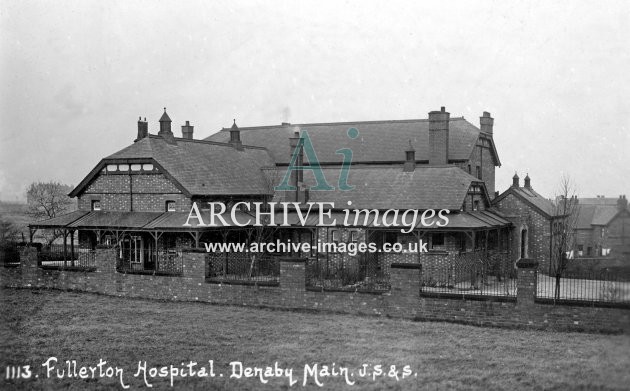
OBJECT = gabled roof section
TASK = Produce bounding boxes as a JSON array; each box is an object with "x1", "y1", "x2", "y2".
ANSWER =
[
  {"x1": 576, "y1": 203, "x2": 629, "y2": 229},
  {"x1": 493, "y1": 186, "x2": 559, "y2": 218},
  {"x1": 70, "y1": 136, "x2": 275, "y2": 197},
  {"x1": 269, "y1": 165, "x2": 487, "y2": 211},
  {"x1": 205, "y1": 117, "x2": 500, "y2": 166}
]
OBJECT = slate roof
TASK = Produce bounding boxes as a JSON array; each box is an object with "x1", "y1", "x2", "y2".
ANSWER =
[
  {"x1": 269, "y1": 165, "x2": 485, "y2": 211},
  {"x1": 29, "y1": 210, "x2": 90, "y2": 228},
  {"x1": 205, "y1": 118, "x2": 500, "y2": 166},
  {"x1": 493, "y1": 185, "x2": 559, "y2": 218},
  {"x1": 576, "y1": 204, "x2": 625, "y2": 228},
  {"x1": 70, "y1": 136, "x2": 275, "y2": 197},
  {"x1": 67, "y1": 211, "x2": 163, "y2": 229}
]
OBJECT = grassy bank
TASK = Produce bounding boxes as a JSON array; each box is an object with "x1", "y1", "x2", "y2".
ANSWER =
[{"x1": 1, "y1": 288, "x2": 629, "y2": 390}]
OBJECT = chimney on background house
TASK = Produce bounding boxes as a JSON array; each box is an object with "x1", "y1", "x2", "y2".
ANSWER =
[
  {"x1": 229, "y1": 119, "x2": 243, "y2": 150},
  {"x1": 618, "y1": 195, "x2": 628, "y2": 212},
  {"x1": 181, "y1": 121, "x2": 194, "y2": 139},
  {"x1": 289, "y1": 131, "x2": 304, "y2": 202},
  {"x1": 512, "y1": 172, "x2": 520, "y2": 187},
  {"x1": 403, "y1": 140, "x2": 416, "y2": 172},
  {"x1": 480, "y1": 111, "x2": 494, "y2": 135},
  {"x1": 136, "y1": 116, "x2": 148, "y2": 141},
  {"x1": 428, "y1": 107, "x2": 450, "y2": 165},
  {"x1": 158, "y1": 108, "x2": 176, "y2": 143},
  {"x1": 524, "y1": 173, "x2": 531, "y2": 189}
]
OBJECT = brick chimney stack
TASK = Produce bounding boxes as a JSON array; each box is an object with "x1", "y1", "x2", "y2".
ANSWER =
[
  {"x1": 618, "y1": 195, "x2": 628, "y2": 211},
  {"x1": 480, "y1": 111, "x2": 494, "y2": 135},
  {"x1": 512, "y1": 172, "x2": 520, "y2": 187},
  {"x1": 229, "y1": 119, "x2": 243, "y2": 150},
  {"x1": 403, "y1": 140, "x2": 416, "y2": 172},
  {"x1": 136, "y1": 116, "x2": 148, "y2": 141},
  {"x1": 428, "y1": 106, "x2": 450, "y2": 165},
  {"x1": 181, "y1": 121, "x2": 194, "y2": 140}
]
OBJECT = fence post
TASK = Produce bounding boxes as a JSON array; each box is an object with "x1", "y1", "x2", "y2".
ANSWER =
[{"x1": 516, "y1": 258, "x2": 538, "y2": 307}]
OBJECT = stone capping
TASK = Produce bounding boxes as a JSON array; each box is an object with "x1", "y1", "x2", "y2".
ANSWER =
[
  {"x1": 516, "y1": 258, "x2": 539, "y2": 269},
  {"x1": 390, "y1": 263, "x2": 421, "y2": 269},
  {"x1": 180, "y1": 247, "x2": 208, "y2": 253}
]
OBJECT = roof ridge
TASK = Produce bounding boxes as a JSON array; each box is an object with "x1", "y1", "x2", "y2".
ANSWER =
[
  {"x1": 219, "y1": 117, "x2": 468, "y2": 132},
  {"x1": 146, "y1": 134, "x2": 268, "y2": 150}
]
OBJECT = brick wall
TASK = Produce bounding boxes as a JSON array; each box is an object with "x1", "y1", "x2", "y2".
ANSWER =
[{"x1": 6, "y1": 248, "x2": 629, "y2": 334}]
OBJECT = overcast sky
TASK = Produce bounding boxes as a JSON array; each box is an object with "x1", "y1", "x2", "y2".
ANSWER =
[{"x1": 1, "y1": 0, "x2": 629, "y2": 202}]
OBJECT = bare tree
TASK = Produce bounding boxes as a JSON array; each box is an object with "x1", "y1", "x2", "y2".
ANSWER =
[
  {"x1": 26, "y1": 181, "x2": 74, "y2": 245},
  {"x1": 0, "y1": 217, "x2": 20, "y2": 244},
  {"x1": 550, "y1": 174, "x2": 580, "y2": 299}
]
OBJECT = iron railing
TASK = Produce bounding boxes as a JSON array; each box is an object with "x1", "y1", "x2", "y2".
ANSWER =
[
  {"x1": 420, "y1": 250, "x2": 516, "y2": 297},
  {"x1": 536, "y1": 271, "x2": 630, "y2": 305},
  {"x1": 206, "y1": 252, "x2": 280, "y2": 285},
  {"x1": 37, "y1": 244, "x2": 96, "y2": 271},
  {"x1": 305, "y1": 252, "x2": 390, "y2": 292}
]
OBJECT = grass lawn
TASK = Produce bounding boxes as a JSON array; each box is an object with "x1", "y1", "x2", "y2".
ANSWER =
[{"x1": 1, "y1": 288, "x2": 629, "y2": 390}]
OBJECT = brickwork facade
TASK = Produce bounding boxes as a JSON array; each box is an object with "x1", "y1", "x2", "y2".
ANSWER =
[
  {"x1": 493, "y1": 193, "x2": 554, "y2": 273},
  {"x1": 77, "y1": 171, "x2": 191, "y2": 212}
]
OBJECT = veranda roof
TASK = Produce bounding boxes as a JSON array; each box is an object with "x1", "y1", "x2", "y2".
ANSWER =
[{"x1": 30, "y1": 209, "x2": 510, "y2": 231}]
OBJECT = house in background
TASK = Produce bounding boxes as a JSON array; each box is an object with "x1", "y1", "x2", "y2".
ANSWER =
[
  {"x1": 491, "y1": 174, "x2": 565, "y2": 274},
  {"x1": 30, "y1": 106, "x2": 563, "y2": 292},
  {"x1": 574, "y1": 195, "x2": 630, "y2": 261}
]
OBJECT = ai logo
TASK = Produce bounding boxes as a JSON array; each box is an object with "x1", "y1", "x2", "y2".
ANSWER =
[{"x1": 274, "y1": 127, "x2": 359, "y2": 191}]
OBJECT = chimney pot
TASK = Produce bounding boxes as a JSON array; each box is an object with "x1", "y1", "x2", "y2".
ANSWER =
[
  {"x1": 524, "y1": 174, "x2": 531, "y2": 189},
  {"x1": 618, "y1": 195, "x2": 628, "y2": 211},
  {"x1": 181, "y1": 121, "x2": 194, "y2": 140},
  {"x1": 136, "y1": 116, "x2": 148, "y2": 141},
  {"x1": 480, "y1": 111, "x2": 494, "y2": 135}
]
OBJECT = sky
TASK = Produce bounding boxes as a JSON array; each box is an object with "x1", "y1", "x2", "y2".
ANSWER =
[{"x1": 1, "y1": 0, "x2": 629, "y2": 202}]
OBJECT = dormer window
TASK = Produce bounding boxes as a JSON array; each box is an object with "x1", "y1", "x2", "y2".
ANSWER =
[
  {"x1": 166, "y1": 201, "x2": 176, "y2": 212},
  {"x1": 91, "y1": 200, "x2": 101, "y2": 211}
]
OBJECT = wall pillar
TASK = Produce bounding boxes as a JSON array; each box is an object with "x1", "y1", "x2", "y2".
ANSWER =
[
  {"x1": 19, "y1": 247, "x2": 39, "y2": 287},
  {"x1": 516, "y1": 258, "x2": 538, "y2": 307},
  {"x1": 388, "y1": 263, "x2": 420, "y2": 317},
  {"x1": 280, "y1": 258, "x2": 306, "y2": 292},
  {"x1": 181, "y1": 249, "x2": 207, "y2": 280}
]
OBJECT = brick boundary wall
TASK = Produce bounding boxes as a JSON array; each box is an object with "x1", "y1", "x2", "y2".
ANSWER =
[{"x1": 2, "y1": 248, "x2": 629, "y2": 334}]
